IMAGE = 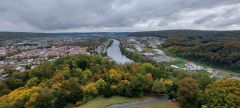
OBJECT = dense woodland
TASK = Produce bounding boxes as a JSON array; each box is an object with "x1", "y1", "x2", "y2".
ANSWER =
[
  {"x1": 0, "y1": 55, "x2": 239, "y2": 108},
  {"x1": 129, "y1": 30, "x2": 240, "y2": 72}
]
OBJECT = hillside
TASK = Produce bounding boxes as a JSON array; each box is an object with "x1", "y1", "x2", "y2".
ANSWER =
[
  {"x1": 0, "y1": 55, "x2": 239, "y2": 108},
  {"x1": 129, "y1": 30, "x2": 240, "y2": 72},
  {"x1": 0, "y1": 32, "x2": 129, "y2": 40}
]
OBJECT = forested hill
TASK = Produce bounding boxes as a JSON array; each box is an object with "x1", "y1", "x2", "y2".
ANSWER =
[
  {"x1": 0, "y1": 32, "x2": 129, "y2": 40},
  {"x1": 128, "y1": 30, "x2": 240, "y2": 72},
  {"x1": 128, "y1": 30, "x2": 240, "y2": 38},
  {"x1": 0, "y1": 54, "x2": 239, "y2": 108}
]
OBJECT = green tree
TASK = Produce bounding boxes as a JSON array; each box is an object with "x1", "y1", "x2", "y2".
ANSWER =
[
  {"x1": 151, "y1": 79, "x2": 166, "y2": 95},
  {"x1": 29, "y1": 88, "x2": 54, "y2": 108},
  {"x1": 3, "y1": 77, "x2": 24, "y2": 90},
  {"x1": 177, "y1": 77, "x2": 199, "y2": 108},
  {"x1": 95, "y1": 79, "x2": 107, "y2": 95},
  {"x1": 144, "y1": 73, "x2": 153, "y2": 90},
  {"x1": 0, "y1": 82, "x2": 10, "y2": 96},
  {"x1": 26, "y1": 77, "x2": 40, "y2": 88},
  {"x1": 203, "y1": 79, "x2": 240, "y2": 108},
  {"x1": 126, "y1": 74, "x2": 145, "y2": 97},
  {"x1": 193, "y1": 71, "x2": 213, "y2": 90},
  {"x1": 61, "y1": 77, "x2": 83, "y2": 103}
]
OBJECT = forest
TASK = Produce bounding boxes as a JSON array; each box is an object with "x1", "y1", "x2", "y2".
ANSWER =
[
  {"x1": 129, "y1": 30, "x2": 240, "y2": 72},
  {"x1": 162, "y1": 34, "x2": 240, "y2": 72},
  {"x1": 0, "y1": 55, "x2": 239, "y2": 108}
]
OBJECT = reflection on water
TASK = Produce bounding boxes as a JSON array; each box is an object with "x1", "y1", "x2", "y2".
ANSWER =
[{"x1": 107, "y1": 39, "x2": 133, "y2": 64}]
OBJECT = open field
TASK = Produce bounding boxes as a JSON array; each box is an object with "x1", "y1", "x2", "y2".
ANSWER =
[
  {"x1": 76, "y1": 96, "x2": 148, "y2": 108},
  {"x1": 167, "y1": 59, "x2": 186, "y2": 68},
  {"x1": 129, "y1": 100, "x2": 179, "y2": 108},
  {"x1": 166, "y1": 56, "x2": 239, "y2": 77},
  {"x1": 76, "y1": 96, "x2": 180, "y2": 108}
]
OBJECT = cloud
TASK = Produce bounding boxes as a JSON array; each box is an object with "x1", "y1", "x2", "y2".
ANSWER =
[{"x1": 0, "y1": 0, "x2": 240, "y2": 32}]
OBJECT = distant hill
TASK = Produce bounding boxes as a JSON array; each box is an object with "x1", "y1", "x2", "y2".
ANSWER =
[
  {"x1": 128, "y1": 30, "x2": 240, "y2": 72},
  {"x1": 0, "y1": 32, "x2": 130, "y2": 40},
  {"x1": 128, "y1": 30, "x2": 240, "y2": 38}
]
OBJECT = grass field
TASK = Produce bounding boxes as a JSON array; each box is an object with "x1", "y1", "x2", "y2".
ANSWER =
[
  {"x1": 167, "y1": 59, "x2": 186, "y2": 68},
  {"x1": 76, "y1": 96, "x2": 147, "y2": 108},
  {"x1": 129, "y1": 100, "x2": 180, "y2": 108},
  {"x1": 76, "y1": 96, "x2": 180, "y2": 108},
  {"x1": 167, "y1": 56, "x2": 239, "y2": 77}
]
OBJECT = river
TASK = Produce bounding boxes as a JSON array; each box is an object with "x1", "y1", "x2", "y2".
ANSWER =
[{"x1": 107, "y1": 39, "x2": 133, "y2": 64}]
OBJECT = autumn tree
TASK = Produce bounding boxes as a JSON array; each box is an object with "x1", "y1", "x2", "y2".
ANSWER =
[
  {"x1": 61, "y1": 77, "x2": 83, "y2": 103},
  {"x1": 82, "y1": 82, "x2": 98, "y2": 100},
  {"x1": 26, "y1": 77, "x2": 40, "y2": 88},
  {"x1": 151, "y1": 79, "x2": 166, "y2": 95},
  {"x1": 95, "y1": 79, "x2": 107, "y2": 95},
  {"x1": 117, "y1": 80, "x2": 130, "y2": 96},
  {"x1": 203, "y1": 79, "x2": 240, "y2": 107},
  {"x1": 177, "y1": 77, "x2": 199, "y2": 108},
  {"x1": 126, "y1": 74, "x2": 145, "y2": 97},
  {"x1": 144, "y1": 73, "x2": 153, "y2": 90},
  {"x1": 105, "y1": 69, "x2": 121, "y2": 83}
]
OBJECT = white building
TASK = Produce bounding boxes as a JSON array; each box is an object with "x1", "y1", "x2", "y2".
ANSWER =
[
  {"x1": 16, "y1": 66, "x2": 25, "y2": 72},
  {"x1": 207, "y1": 68, "x2": 214, "y2": 73},
  {"x1": 170, "y1": 65, "x2": 179, "y2": 69}
]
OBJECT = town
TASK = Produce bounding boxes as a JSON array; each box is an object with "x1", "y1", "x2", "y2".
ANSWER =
[{"x1": 0, "y1": 35, "x2": 108, "y2": 80}]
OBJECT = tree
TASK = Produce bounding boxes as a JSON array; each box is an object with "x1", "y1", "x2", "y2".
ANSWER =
[
  {"x1": 95, "y1": 79, "x2": 107, "y2": 95},
  {"x1": 29, "y1": 88, "x2": 54, "y2": 108},
  {"x1": 151, "y1": 79, "x2": 166, "y2": 95},
  {"x1": 82, "y1": 82, "x2": 98, "y2": 99},
  {"x1": 26, "y1": 77, "x2": 40, "y2": 87},
  {"x1": 106, "y1": 69, "x2": 121, "y2": 83},
  {"x1": 144, "y1": 73, "x2": 153, "y2": 90},
  {"x1": 3, "y1": 77, "x2": 24, "y2": 90},
  {"x1": 117, "y1": 80, "x2": 130, "y2": 96},
  {"x1": 61, "y1": 77, "x2": 83, "y2": 103},
  {"x1": 193, "y1": 71, "x2": 213, "y2": 90},
  {"x1": 0, "y1": 86, "x2": 43, "y2": 108},
  {"x1": 0, "y1": 82, "x2": 10, "y2": 96},
  {"x1": 167, "y1": 81, "x2": 178, "y2": 100},
  {"x1": 138, "y1": 63, "x2": 155, "y2": 75},
  {"x1": 203, "y1": 79, "x2": 240, "y2": 108},
  {"x1": 126, "y1": 74, "x2": 145, "y2": 97},
  {"x1": 177, "y1": 77, "x2": 199, "y2": 108},
  {"x1": 76, "y1": 58, "x2": 89, "y2": 70}
]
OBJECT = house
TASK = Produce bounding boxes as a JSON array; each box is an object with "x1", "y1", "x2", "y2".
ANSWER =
[
  {"x1": 16, "y1": 66, "x2": 26, "y2": 72},
  {"x1": 207, "y1": 68, "x2": 214, "y2": 73}
]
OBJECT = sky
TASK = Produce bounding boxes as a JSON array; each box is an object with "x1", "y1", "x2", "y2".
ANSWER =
[{"x1": 0, "y1": 0, "x2": 240, "y2": 32}]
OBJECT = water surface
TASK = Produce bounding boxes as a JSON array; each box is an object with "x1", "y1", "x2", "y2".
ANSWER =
[{"x1": 107, "y1": 39, "x2": 133, "y2": 64}]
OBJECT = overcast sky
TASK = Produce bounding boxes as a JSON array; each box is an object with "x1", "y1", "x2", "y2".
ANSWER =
[{"x1": 0, "y1": 0, "x2": 240, "y2": 32}]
